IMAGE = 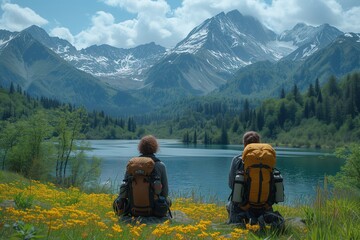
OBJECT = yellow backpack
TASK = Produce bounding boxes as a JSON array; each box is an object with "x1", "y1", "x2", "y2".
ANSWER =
[{"x1": 241, "y1": 143, "x2": 276, "y2": 210}]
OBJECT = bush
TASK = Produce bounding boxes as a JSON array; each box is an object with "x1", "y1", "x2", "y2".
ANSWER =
[
  {"x1": 329, "y1": 144, "x2": 360, "y2": 195},
  {"x1": 14, "y1": 193, "x2": 34, "y2": 210}
]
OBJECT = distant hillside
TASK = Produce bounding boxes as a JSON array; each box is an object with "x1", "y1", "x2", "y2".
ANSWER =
[{"x1": 218, "y1": 33, "x2": 360, "y2": 99}]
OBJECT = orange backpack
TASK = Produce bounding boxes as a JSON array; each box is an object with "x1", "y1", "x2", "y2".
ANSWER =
[
  {"x1": 126, "y1": 157, "x2": 156, "y2": 217},
  {"x1": 241, "y1": 143, "x2": 276, "y2": 210}
]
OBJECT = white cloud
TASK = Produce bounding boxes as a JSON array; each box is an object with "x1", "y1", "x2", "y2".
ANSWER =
[
  {"x1": 50, "y1": 27, "x2": 74, "y2": 44},
  {"x1": 341, "y1": 6, "x2": 360, "y2": 33},
  {"x1": 94, "y1": 0, "x2": 360, "y2": 49},
  {"x1": 103, "y1": 0, "x2": 170, "y2": 14},
  {"x1": 72, "y1": 11, "x2": 138, "y2": 49},
  {"x1": 2, "y1": 0, "x2": 360, "y2": 49},
  {"x1": 0, "y1": 2, "x2": 48, "y2": 31}
]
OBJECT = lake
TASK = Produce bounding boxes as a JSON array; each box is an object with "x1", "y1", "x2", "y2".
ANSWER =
[{"x1": 87, "y1": 139, "x2": 344, "y2": 205}]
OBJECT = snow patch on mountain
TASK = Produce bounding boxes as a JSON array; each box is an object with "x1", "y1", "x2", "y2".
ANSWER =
[
  {"x1": 266, "y1": 40, "x2": 297, "y2": 60},
  {"x1": 344, "y1": 32, "x2": 360, "y2": 42},
  {"x1": 55, "y1": 45, "x2": 72, "y2": 54},
  {"x1": 0, "y1": 36, "x2": 14, "y2": 46},
  {"x1": 278, "y1": 23, "x2": 317, "y2": 46},
  {"x1": 208, "y1": 50, "x2": 249, "y2": 71},
  {"x1": 173, "y1": 28, "x2": 208, "y2": 54},
  {"x1": 302, "y1": 44, "x2": 319, "y2": 58}
]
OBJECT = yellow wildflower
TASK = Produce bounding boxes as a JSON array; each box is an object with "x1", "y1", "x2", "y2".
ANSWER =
[
  {"x1": 97, "y1": 221, "x2": 108, "y2": 231},
  {"x1": 111, "y1": 224, "x2": 123, "y2": 233}
]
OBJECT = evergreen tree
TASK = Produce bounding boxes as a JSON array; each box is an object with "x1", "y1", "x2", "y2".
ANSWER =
[
  {"x1": 280, "y1": 88, "x2": 286, "y2": 99},
  {"x1": 317, "y1": 89, "x2": 323, "y2": 103},
  {"x1": 292, "y1": 84, "x2": 303, "y2": 105},
  {"x1": 204, "y1": 131, "x2": 209, "y2": 145},
  {"x1": 192, "y1": 130, "x2": 196, "y2": 144},
  {"x1": 16, "y1": 84, "x2": 22, "y2": 94},
  {"x1": 315, "y1": 78, "x2": 321, "y2": 96},
  {"x1": 183, "y1": 131, "x2": 190, "y2": 144},
  {"x1": 307, "y1": 83, "x2": 315, "y2": 97},
  {"x1": 278, "y1": 102, "x2": 287, "y2": 128},
  {"x1": 327, "y1": 75, "x2": 340, "y2": 96},
  {"x1": 127, "y1": 117, "x2": 136, "y2": 132},
  {"x1": 220, "y1": 125, "x2": 229, "y2": 145},
  {"x1": 9, "y1": 82, "x2": 15, "y2": 94},
  {"x1": 242, "y1": 99, "x2": 250, "y2": 123},
  {"x1": 256, "y1": 107, "x2": 265, "y2": 131},
  {"x1": 232, "y1": 118, "x2": 240, "y2": 133}
]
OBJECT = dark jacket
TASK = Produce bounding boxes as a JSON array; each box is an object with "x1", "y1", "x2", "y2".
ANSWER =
[{"x1": 228, "y1": 154, "x2": 242, "y2": 190}]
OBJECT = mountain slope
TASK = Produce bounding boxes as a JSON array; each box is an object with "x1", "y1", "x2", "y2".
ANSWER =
[
  {"x1": 75, "y1": 42, "x2": 166, "y2": 90},
  {"x1": 144, "y1": 10, "x2": 285, "y2": 96},
  {"x1": 217, "y1": 60, "x2": 300, "y2": 98},
  {"x1": 22, "y1": 25, "x2": 77, "y2": 54},
  {"x1": 0, "y1": 30, "x2": 140, "y2": 112},
  {"x1": 280, "y1": 23, "x2": 343, "y2": 61},
  {"x1": 292, "y1": 32, "x2": 360, "y2": 89},
  {"x1": 21, "y1": 25, "x2": 166, "y2": 90},
  {"x1": 219, "y1": 33, "x2": 360, "y2": 99}
]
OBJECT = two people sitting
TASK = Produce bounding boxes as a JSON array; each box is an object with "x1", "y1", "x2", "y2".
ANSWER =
[{"x1": 114, "y1": 132, "x2": 284, "y2": 229}]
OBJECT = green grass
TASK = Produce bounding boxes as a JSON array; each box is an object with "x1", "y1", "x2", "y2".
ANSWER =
[{"x1": 0, "y1": 171, "x2": 359, "y2": 239}]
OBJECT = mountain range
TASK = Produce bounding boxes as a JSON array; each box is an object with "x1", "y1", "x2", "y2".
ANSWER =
[{"x1": 0, "y1": 9, "x2": 359, "y2": 116}]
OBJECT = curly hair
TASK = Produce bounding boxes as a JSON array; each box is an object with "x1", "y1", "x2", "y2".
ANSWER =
[
  {"x1": 138, "y1": 135, "x2": 159, "y2": 155},
  {"x1": 243, "y1": 131, "x2": 260, "y2": 147}
]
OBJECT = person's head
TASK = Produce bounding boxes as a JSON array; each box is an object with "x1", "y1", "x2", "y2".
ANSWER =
[
  {"x1": 138, "y1": 135, "x2": 159, "y2": 155},
  {"x1": 243, "y1": 131, "x2": 260, "y2": 147}
]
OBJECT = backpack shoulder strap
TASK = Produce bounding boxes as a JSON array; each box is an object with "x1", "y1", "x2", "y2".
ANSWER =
[
  {"x1": 235, "y1": 155, "x2": 244, "y2": 172},
  {"x1": 140, "y1": 154, "x2": 161, "y2": 163}
]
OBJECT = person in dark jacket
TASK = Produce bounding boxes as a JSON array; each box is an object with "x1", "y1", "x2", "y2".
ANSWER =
[
  {"x1": 125, "y1": 135, "x2": 170, "y2": 199},
  {"x1": 113, "y1": 135, "x2": 171, "y2": 219},
  {"x1": 227, "y1": 131, "x2": 260, "y2": 223}
]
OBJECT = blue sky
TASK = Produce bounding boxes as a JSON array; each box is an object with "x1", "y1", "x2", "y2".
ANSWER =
[{"x1": 0, "y1": 0, "x2": 359, "y2": 50}]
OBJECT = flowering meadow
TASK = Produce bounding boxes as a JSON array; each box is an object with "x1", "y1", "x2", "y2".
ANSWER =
[
  {"x1": 0, "y1": 177, "x2": 262, "y2": 239},
  {"x1": 1, "y1": 171, "x2": 359, "y2": 239}
]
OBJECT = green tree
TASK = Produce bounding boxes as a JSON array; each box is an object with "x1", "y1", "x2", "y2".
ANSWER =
[
  {"x1": 204, "y1": 131, "x2": 211, "y2": 145},
  {"x1": 9, "y1": 82, "x2": 15, "y2": 94},
  {"x1": 193, "y1": 130, "x2": 197, "y2": 145},
  {"x1": 7, "y1": 111, "x2": 52, "y2": 179},
  {"x1": 220, "y1": 124, "x2": 229, "y2": 145},
  {"x1": 184, "y1": 131, "x2": 190, "y2": 144},
  {"x1": 307, "y1": 83, "x2": 315, "y2": 97},
  {"x1": 0, "y1": 121, "x2": 23, "y2": 170},
  {"x1": 327, "y1": 75, "x2": 340, "y2": 96},
  {"x1": 315, "y1": 78, "x2": 323, "y2": 103},
  {"x1": 232, "y1": 118, "x2": 240, "y2": 133},
  {"x1": 278, "y1": 102, "x2": 287, "y2": 128},
  {"x1": 329, "y1": 144, "x2": 360, "y2": 194},
  {"x1": 69, "y1": 145, "x2": 101, "y2": 188},
  {"x1": 280, "y1": 88, "x2": 286, "y2": 99},
  {"x1": 292, "y1": 84, "x2": 303, "y2": 105},
  {"x1": 54, "y1": 107, "x2": 87, "y2": 185}
]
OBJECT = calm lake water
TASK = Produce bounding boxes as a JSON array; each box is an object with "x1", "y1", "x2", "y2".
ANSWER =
[{"x1": 86, "y1": 139, "x2": 344, "y2": 205}]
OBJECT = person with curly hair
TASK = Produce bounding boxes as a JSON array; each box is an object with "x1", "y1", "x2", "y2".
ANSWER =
[
  {"x1": 135, "y1": 135, "x2": 169, "y2": 199},
  {"x1": 114, "y1": 135, "x2": 171, "y2": 220}
]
